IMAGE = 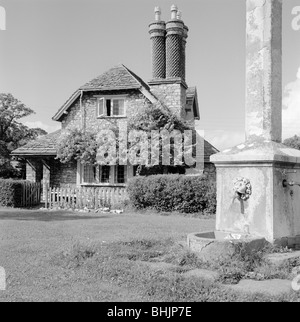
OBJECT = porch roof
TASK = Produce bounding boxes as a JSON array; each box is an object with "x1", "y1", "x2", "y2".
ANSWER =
[{"x1": 11, "y1": 130, "x2": 61, "y2": 157}]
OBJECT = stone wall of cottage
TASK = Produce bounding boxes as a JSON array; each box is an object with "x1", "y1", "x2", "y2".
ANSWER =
[
  {"x1": 61, "y1": 90, "x2": 151, "y2": 133},
  {"x1": 49, "y1": 159, "x2": 77, "y2": 188},
  {"x1": 149, "y1": 83, "x2": 187, "y2": 120},
  {"x1": 61, "y1": 98, "x2": 82, "y2": 130}
]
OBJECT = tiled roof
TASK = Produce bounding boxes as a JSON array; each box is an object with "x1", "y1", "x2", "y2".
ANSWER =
[
  {"x1": 80, "y1": 64, "x2": 146, "y2": 91},
  {"x1": 11, "y1": 130, "x2": 61, "y2": 156}
]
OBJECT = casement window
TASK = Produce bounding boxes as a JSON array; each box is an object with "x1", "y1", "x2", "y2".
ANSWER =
[
  {"x1": 97, "y1": 97, "x2": 126, "y2": 117},
  {"x1": 82, "y1": 165, "x2": 127, "y2": 185},
  {"x1": 83, "y1": 164, "x2": 96, "y2": 184},
  {"x1": 115, "y1": 165, "x2": 127, "y2": 184},
  {"x1": 100, "y1": 166, "x2": 110, "y2": 183}
]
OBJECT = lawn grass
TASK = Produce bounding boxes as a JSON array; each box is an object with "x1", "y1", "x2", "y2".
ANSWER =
[
  {"x1": 0, "y1": 207, "x2": 299, "y2": 302},
  {"x1": 0, "y1": 207, "x2": 214, "y2": 302}
]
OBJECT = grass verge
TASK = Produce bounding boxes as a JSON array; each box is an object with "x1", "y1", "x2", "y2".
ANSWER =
[{"x1": 51, "y1": 238, "x2": 300, "y2": 302}]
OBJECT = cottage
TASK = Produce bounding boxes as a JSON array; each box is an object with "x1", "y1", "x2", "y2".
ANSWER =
[{"x1": 12, "y1": 5, "x2": 218, "y2": 190}]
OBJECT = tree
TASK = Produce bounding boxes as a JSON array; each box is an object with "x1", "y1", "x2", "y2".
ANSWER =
[
  {"x1": 0, "y1": 93, "x2": 47, "y2": 178},
  {"x1": 283, "y1": 135, "x2": 300, "y2": 150}
]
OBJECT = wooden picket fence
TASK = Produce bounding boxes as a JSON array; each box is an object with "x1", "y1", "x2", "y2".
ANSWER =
[
  {"x1": 20, "y1": 182, "x2": 42, "y2": 208},
  {"x1": 45, "y1": 186, "x2": 128, "y2": 210}
]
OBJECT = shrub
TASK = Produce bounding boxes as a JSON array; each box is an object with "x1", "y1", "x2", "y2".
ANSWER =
[
  {"x1": 0, "y1": 162, "x2": 21, "y2": 179},
  {"x1": 0, "y1": 179, "x2": 28, "y2": 207},
  {"x1": 127, "y1": 174, "x2": 216, "y2": 214},
  {"x1": 56, "y1": 128, "x2": 99, "y2": 165}
]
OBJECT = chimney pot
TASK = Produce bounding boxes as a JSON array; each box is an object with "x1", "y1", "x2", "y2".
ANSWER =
[
  {"x1": 149, "y1": 8, "x2": 166, "y2": 79},
  {"x1": 154, "y1": 6, "x2": 161, "y2": 21},
  {"x1": 171, "y1": 4, "x2": 178, "y2": 20},
  {"x1": 176, "y1": 10, "x2": 182, "y2": 20}
]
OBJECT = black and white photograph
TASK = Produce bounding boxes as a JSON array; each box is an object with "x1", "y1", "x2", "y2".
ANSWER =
[{"x1": 1, "y1": 0, "x2": 300, "y2": 306}]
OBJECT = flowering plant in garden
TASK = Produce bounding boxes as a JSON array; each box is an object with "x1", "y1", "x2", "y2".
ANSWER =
[
  {"x1": 57, "y1": 128, "x2": 99, "y2": 165},
  {"x1": 56, "y1": 102, "x2": 198, "y2": 171}
]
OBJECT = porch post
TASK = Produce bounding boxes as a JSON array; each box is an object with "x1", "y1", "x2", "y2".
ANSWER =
[
  {"x1": 76, "y1": 160, "x2": 81, "y2": 187},
  {"x1": 26, "y1": 158, "x2": 43, "y2": 183}
]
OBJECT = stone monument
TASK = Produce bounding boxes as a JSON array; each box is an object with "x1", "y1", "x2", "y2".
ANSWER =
[{"x1": 188, "y1": 0, "x2": 300, "y2": 256}]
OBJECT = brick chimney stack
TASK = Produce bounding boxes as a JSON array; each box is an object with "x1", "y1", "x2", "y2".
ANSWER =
[
  {"x1": 148, "y1": 5, "x2": 189, "y2": 119},
  {"x1": 166, "y1": 5, "x2": 185, "y2": 79},
  {"x1": 182, "y1": 24, "x2": 189, "y2": 81},
  {"x1": 149, "y1": 7, "x2": 166, "y2": 79}
]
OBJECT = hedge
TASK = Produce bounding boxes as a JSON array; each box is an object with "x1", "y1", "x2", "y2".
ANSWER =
[
  {"x1": 0, "y1": 179, "x2": 27, "y2": 207},
  {"x1": 127, "y1": 174, "x2": 216, "y2": 214}
]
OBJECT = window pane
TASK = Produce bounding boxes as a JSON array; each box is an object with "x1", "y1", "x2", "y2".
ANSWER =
[
  {"x1": 83, "y1": 165, "x2": 96, "y2": 183},
  {"x1": 106, "y1": 99, "x2": 111, "y2": 116},
  {"x1": 113, "y1": 99, "x2": 119, "y2": 116},
  {"x1": 98, "y1": 98, "x2": 104, "y2": 116},
  {"x1": 115, "y1": 165, "x2": 126, "y2": 184},
  {"x1": 113, "y1": 99, "x2": 124, "y2": 116},
  {"x1": 100, "y1": 166, "x2": 110, "y2": 183}
]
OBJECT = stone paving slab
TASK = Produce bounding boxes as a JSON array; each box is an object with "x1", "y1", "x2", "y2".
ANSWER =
[{"x1": 226, "y1": 279, "x2": 293, "y2": 297}]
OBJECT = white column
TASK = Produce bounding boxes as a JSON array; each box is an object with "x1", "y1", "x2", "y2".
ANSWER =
[{"x1": 245, "y1": 0, "x2": 282, "y2": 143}]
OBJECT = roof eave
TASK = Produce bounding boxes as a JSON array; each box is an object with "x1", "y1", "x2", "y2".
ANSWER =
[
  {"x1": 11, "y1": 152, "x2": 57, "y2": 157},
  {"x1": 193, "y1": 89, "x2": 200, "y2": 120},
  {"x1": 52, "y1": 91, "x2": 81, "y2": 122},
  {"x1": 79, "y1": 86, "x2": 141, "y2": 91}
]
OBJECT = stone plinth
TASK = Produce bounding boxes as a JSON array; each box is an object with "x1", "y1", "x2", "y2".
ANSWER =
[{"x1": 211, "y1": 140, "x2": 300, "y2": 242}]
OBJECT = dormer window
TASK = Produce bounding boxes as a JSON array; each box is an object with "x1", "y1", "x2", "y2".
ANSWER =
[{"x1": 97, "y1": 96, "x2": 126, "y2": 118}]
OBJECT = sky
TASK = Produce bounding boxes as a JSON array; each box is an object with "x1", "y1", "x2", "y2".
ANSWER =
[{"x1": 0, "y1": 0, "x2": 300, "y2": 150}]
